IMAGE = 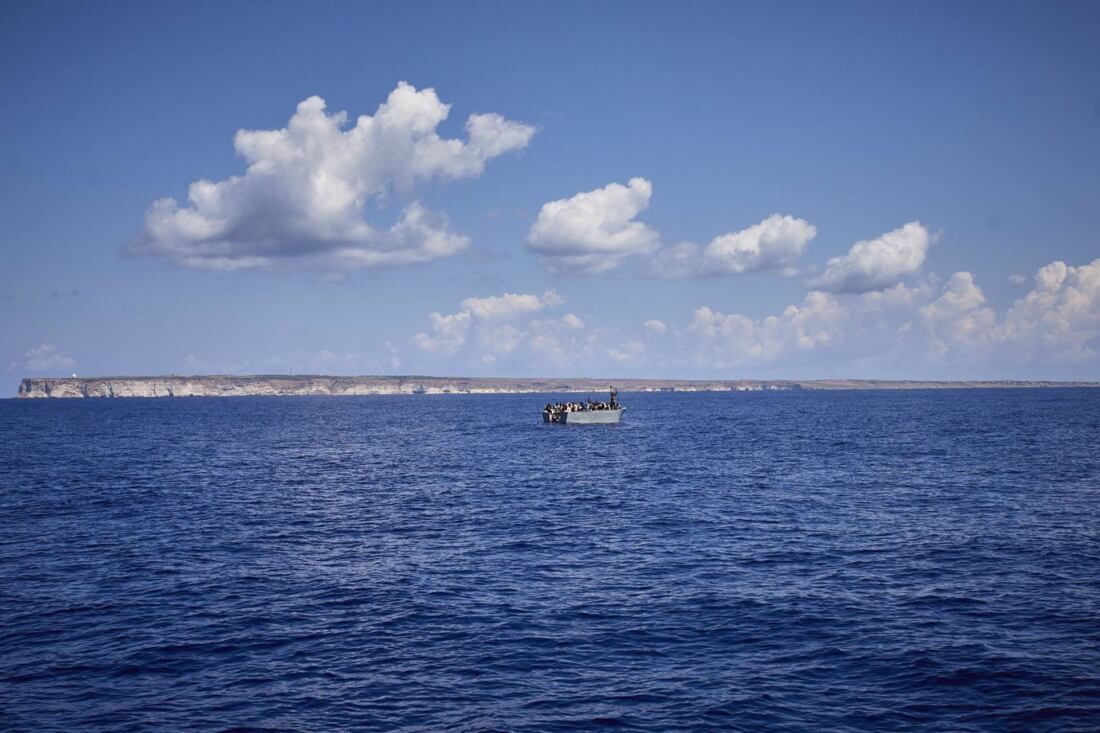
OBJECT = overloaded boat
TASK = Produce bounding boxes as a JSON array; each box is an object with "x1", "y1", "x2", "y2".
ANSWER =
[{"x1": 543, "y1": 387, "x2": 624, "y2": 424}]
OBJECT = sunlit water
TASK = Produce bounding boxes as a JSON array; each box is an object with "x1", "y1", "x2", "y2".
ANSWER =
[{"x1": 2, "y1": 389, "x2": 1099, "y2": 731}]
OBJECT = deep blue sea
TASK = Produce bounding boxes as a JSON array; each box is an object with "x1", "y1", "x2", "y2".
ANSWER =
[{"x1": 2, "y1": 389, "x2": 1099, "y2": 732}]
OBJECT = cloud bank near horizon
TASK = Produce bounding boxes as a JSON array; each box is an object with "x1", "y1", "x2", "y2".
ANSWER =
[
  {"x1": 414, "y1": 289, "x2": 645, "y2": 368},
  {"x1": 16, "y1": 257, "x2": 1100, "y2": 380},
  {"x1": 406, "y1": 258, "x2": 1100, "y2": 375}
]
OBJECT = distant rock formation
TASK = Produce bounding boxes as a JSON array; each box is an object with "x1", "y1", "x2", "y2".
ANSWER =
[{"x1": 14, "y1": 375, "x2": 1099, "y2": 398}]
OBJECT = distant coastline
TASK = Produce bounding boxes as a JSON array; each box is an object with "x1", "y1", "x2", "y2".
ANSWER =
[{"x1": 15, "y1": 375, "x2": 1100, "y2": 398}]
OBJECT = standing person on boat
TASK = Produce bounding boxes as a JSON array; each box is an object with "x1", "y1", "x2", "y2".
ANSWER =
[{"x1": 609, "y1": 386, "x2": 618, "y2": 409}]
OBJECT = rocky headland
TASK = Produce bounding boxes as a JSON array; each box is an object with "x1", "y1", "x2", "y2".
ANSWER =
[{"x1": 15, "y1": 375, "x2": 1099, "y2": 398}]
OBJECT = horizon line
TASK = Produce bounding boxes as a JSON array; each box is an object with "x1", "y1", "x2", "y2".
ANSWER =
[{"x1": 17, "y1": 374, "x2": 1100, "y2": 386}]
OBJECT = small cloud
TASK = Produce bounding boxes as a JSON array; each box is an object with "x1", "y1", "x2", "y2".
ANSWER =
[
  {"x1": 608, "y1": 340, "x2": 646, "y2": 364},
  {"x1": 861, "y1": 280, "x2": 935, "y2": 311},
  {"x1": 561, "y1": 313, "x2": 585, "y2": 329},
  {"x1": 1008, "y1": 274, "x2": 1027, "y2": 285},
  {"x1": 703, "y1": 214, "x2": 816, "y2": 274},
  {"x1": 650, "y1": 214, "x2": 816, "y2": 278},
  {"x1": 415, "y1": 289, "x2": 564, "y2": 353},
  {"x1": 415, "y1": 311, "x2": 472, "y2": 353},
  {"x1": 808, "y1": 222, "x2": 933, "y2": 294},
  {"x1": 460, "y1": 289, "x2": 562, "y2": 320},
  {"x1": 527, "y1": 177, "x2": 659, "y2": 273},
  {"x1": 19, "y1": 344, "x2": 76, "y2": 375},
  {"x1": 643, "y1": 319, "x2": 668, "y2": 334}
]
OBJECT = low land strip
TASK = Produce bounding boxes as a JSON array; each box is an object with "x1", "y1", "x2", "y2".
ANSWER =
[{"x1": 15, "y1": 375, "x2": 1099, "y2": 398}]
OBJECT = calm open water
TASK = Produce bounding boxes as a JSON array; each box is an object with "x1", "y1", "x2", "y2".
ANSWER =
[{"x1": 2, "y1": 389, "x2": 1099, "y2": 732}]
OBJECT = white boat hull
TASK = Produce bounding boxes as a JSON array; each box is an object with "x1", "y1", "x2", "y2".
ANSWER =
[{"x1": 544, "y1": 407, "x2": 624, "y2": 424}]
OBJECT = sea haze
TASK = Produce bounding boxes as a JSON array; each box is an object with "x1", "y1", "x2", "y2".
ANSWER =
[{"x1": 2, "y1": 389, "x2": 1099, "y2": 731}]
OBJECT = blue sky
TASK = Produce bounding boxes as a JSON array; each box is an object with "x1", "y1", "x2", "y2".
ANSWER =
[{"x1": 2, "y1": 0, "x2": 1099, "y2": 387}]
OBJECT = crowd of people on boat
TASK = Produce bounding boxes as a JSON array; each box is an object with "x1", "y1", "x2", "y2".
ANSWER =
[
  {"x1": 543, "y1": 388, "x2": 619, "y2": 420},
  {"x1": 543, "y1": 399, "x2": 617, "y2": 417}
]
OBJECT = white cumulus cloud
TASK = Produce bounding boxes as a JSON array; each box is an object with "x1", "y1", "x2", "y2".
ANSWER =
[
  {"x1": 561, "y1": 313, "x2": 586, "y2": 329},
  {"x1": 674, "y1": 258, "x2": 1100, "y2": 373},
  {"x1": 527, "y1": 178, "x2": 659, "y2": 273},
  {"x1": 686, "y1": 292, "x2": 848, "y2": 367},
  {"x1": 132, "y1": 82, "x2": 535, "y2": 271},
  {"x1": 649, "y1": 214, "x2": 817, "y2": 278},
  {"x1": 917, "y1": 272, "x2": 996, "y2": 358},
  {"x1": 412, "y1": 289, "x2": 644, "y2": 370},
  {"x1": 414, "y1": 311, "x2": 472, "y2": 354},
  {"x1": 909, "y1": 259, "x2": 1100, "y2": 364},
  {"x1": 415, "y1": 262, "x2": 1100, "y2": 376},
  {"x1": 415, "y1": 290, "x2": 563, "y2": 353},
  {"x1": 809, "y1": 222, "x2": 932, "y2": 293},
  {"x1": 460, "y1": 290, "x2": 563, "y2": 320},
  {"x1": 997, "y1": 259, "x2": 1100, "y2": 362}
]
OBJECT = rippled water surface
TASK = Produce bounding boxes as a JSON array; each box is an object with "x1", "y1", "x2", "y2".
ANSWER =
[{"x1": 2, "y1": 389, "x2": 1099, "y2": 731}]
